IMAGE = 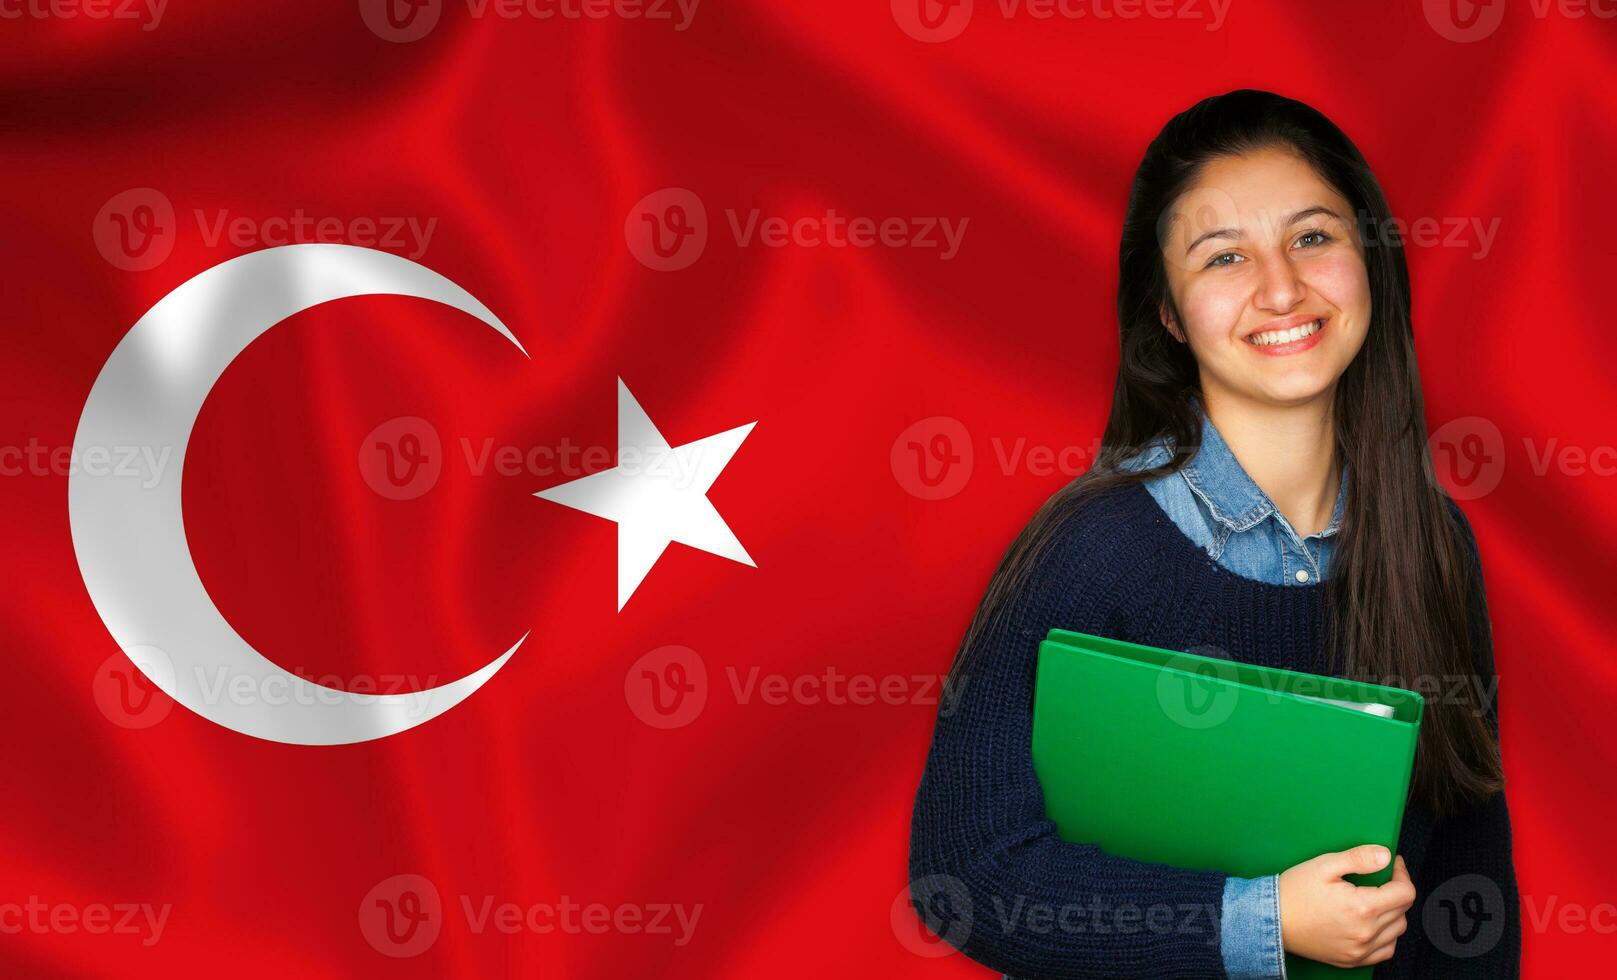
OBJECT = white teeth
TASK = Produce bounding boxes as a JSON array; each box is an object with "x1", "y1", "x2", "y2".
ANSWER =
[{"x1": 1248, "y1": 319, "x2": 1322, "y2": 346}]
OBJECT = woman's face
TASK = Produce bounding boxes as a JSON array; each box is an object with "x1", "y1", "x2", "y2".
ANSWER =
[{"x1": 1159, "y1": 147, "x2": 1371, "y2": 408}]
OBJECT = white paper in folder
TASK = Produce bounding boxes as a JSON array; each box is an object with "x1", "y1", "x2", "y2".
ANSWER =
[{"x1": 1295, "y1": 693, "x2": 1397, "y2": 718}]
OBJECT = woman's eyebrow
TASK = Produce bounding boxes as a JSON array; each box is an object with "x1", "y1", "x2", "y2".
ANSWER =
[
  {"x1": 1184, "y1": 225, "x2": 1239, "y2": 255},
  {"x1": 1285, "y1": 205, "x2": 1344, "y2": 226},
  {"x1": 1182, "y1": 205, "x2": 1346, "y2": 255}
]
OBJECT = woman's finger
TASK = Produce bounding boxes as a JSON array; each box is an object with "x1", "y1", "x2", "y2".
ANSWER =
[{"x1": 1368, "y1": 909, "x2": 1410, "y2": 949}]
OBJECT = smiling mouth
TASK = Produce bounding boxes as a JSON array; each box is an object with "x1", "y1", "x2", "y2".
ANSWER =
[{"x1": 1246, "y1": 318, "x2": 1325, "y2": 348}]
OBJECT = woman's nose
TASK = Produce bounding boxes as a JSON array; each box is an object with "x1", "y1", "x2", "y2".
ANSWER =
[{"x1": 1253, "y1": 249, "x2": 1306, "y2": 312}]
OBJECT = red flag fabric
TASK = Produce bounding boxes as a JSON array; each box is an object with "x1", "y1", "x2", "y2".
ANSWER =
[{"x1": 2, "y1": 1, "x2": 1613, "y2": 976}]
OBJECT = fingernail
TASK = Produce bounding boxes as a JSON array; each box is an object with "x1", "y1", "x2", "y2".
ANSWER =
[{"x1": 1373, "y1": 846, "x2": 1390, "y2": 865}]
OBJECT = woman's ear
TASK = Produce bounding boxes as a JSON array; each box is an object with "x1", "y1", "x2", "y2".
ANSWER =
[{"x1": 1159, "y1": 301, "x2": 1186, "y2": 344}]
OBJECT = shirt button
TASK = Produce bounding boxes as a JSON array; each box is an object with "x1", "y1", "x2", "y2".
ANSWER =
[{"x1": 1295, "y1": 569, "x2": 1310, "y2": 583}]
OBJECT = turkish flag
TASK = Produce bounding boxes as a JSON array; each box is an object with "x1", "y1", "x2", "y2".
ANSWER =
[{"x1": 1, "y1": 1, "x2": 1613, "y2": 977}]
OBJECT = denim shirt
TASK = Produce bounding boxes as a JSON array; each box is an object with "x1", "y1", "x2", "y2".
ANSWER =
[
  {"x1": 1118, "y1": 412, "x2": 1346, "y2": 587},
  {"x1": 1117, "y1": 411, "x2": 1348, "y2": 979}
]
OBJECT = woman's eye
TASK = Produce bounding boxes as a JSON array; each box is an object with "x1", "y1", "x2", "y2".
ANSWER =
[
  {"x1": 1205, "y1": 251, "x2": 1243, "y2": 268},
  {"x1": 1295, "y1": 230, "x2": 1332, "y2": 248}
]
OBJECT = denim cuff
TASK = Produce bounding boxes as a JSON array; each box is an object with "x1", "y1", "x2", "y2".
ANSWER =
[{"x1": 1220, "y1": 874, "x2": 1286, "y2": 979}]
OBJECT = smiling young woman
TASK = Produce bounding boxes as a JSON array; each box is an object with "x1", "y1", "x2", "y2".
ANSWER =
[{"x1": 908, "y1": 90, "x2": 1518, "y2": 978}]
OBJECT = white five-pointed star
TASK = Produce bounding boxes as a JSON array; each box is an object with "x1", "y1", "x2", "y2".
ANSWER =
[{"x1": 534, "y1": 379, "x2": 756, "y2": 610}]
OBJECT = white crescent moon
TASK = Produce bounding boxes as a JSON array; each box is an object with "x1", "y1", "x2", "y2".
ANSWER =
[{"x1": 69, "y1": 244, "x2": 528, "y2": 746}]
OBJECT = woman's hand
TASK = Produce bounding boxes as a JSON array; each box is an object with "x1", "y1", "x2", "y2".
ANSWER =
[{"x1": 1278, "y1": 845, "x2": 1415, "y2": 969}]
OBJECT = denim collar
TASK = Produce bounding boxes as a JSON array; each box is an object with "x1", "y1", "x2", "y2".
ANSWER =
[{"x1": 1177, "y1": 412, "x2": 1346, "y2": 540}]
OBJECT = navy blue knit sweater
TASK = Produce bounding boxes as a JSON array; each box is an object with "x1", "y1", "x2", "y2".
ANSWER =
[{"x1": 908, "y1": 481, "x2": 1519, "y2": 978}]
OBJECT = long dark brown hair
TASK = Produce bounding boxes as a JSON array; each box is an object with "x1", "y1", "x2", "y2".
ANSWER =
[{"x1": 953, "y1": 89, "x2": 1501, "y2": 819}]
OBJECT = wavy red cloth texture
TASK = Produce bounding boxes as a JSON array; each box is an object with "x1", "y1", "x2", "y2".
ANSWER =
[{"x1": 1, "y1": 1, "x2": 1612, "y2": 976}]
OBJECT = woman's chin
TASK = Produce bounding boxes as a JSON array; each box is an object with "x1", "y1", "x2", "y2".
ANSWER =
[{"x1": 1247, "y1": 374, "x2": 1338, "y2": 408}]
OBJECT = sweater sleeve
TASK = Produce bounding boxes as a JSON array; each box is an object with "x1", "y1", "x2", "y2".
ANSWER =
[
  {"x1": 1411, "y1": 503, "x2": 1521, "y2": 975},
  {"x1": 907, "y1": 513, "x2": 1231, "y2": 978}
]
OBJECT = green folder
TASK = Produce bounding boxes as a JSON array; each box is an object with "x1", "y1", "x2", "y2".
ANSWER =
[{"x1": 1030, "y1": 629, "x2": 1425, "y2": 980}]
